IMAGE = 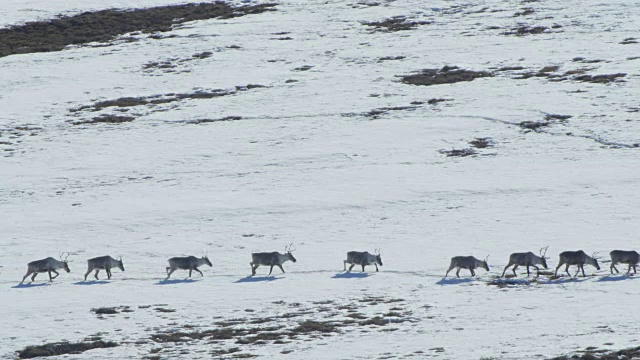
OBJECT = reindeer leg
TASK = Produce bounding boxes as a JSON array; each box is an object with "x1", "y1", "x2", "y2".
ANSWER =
[
  {"x1": 31, "y1": 272, "x2": 38, "y2": 281},
  {"x1": 470, "y1": 268, "x2": 476, "y2": 277},
  {"x1": 343, "y1": 260, "x2": 347, "y2": 271},
  {"x1": 51, "y1": 270, "x2": 59, "y2": 280},
  {"x1": 501, "y1": 263, "x2": 511, "y2": 277},
  {"x1": 277, "y1": 264, "x2": 285, "y2": 274},
  {"x1": 526, "y1": 265, "x2": 530, "y2": 276},
  {"x1": 94, "y1": 269, "x2": 100, "y2": 280},
  {"x1": 512, "y1": 265, "x2": 519, "y2": 277},
  {"x1": 627, "y1": 264, "x2": 632, "y2": 275},
  {"x1": 268, "y1": 265, "x2": 274, "y2": 275},
  {"x1": 48, "y1": 270, "x2": 53, "y2": 282},
  {"x1": 251, "y1": 264, "x2": 258, "y2": 276},
  {"x1": 611, "y1": 263, "x2": 618, "y2": 274},
  {"x1": 166, "y1": 268, "x2": 175, "y2": 280},
  {"x1": 107, "y1": 268, "x2": 112, "y2": 279},
  {"x1": 166, "y1": 267, "x2": 170, "y2": 274},
  {"x1": 361, "y1": 264, "x2": 366, "y2": 272},
  {"x1": 576, "y1": 265, "x2": 583, "y2": 277},
  {"x1": 348, "y1": 264, "x2": 355, "y2": 272},
  {"x1": 633, "y1": 265, "x2": 637, "y2": 274},
  {"x1": 375, "y1": 264, "x2": 379, "y2": 272},
  {"x1": 565, "y1": 264, "x2": 571, "y2": 277},
  {"x1": 455, "y1": 268, "x2": 460, "y2": 278},
  {"x1": 554, "y1": 263, "x2": 562, "y2": 277},
  {"x1": 188, "y1": 268, "x2": 193, "y2": 277},
  {"x1": 194, "y1": 267, "x2": 203, "y2": 277},
  {"x1": 533, "y1": 265, "x2": 540, "y2": 278},
  {"x1": 21, "y1": 271, "x2": 33, "y2": 284},
  {"x1": 444, "y1": 265, "x2": 453, "y2": 278}
]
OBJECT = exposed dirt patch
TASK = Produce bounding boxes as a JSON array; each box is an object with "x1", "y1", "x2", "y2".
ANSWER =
[
  {"x1": 363, "y1": 16, "x2": 432, "y2": 32},
  {"x1": 469, "y1": 137, "x2": 494, "y2": 149},
  {"x1": 439, "y1": 148, "x2": 477, "y2": 157},
  {"x1": 573, "y1": 73, "x2": 626, "y2": 84},
  {"x1": 0, "y1": 2, "x2": 277, "y2": 58},
  {"x1": 146, "y1": 297, "x2": 419, "y2": 356},
  {"x1": 73, "y1": 115, "x2": 136, "y2": 125},
  {"x1": 549, "y1": 346, "x2": 640, "y2": 360},
  {"x1": 620, "y1": 37, "x2": 638, "y2": 45},
  {"x1": 18, "y1": 341, "x2": 118, "y2": 358},
  {"x1": 399, "y1": 66, "x2": 493, "y2": 86},
  {"x1": 143, "y1": 51, "x2": 219, "y2": 75}
]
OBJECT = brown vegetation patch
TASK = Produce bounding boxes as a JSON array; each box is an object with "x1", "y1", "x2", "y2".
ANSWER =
[
  {"x1": 73, "y1": 115, "x2": 135, "y2": 125},
  {"x1": 439, "y1": 148, "x2": 477, "y2": 157},
  {"x1": 573, "y1": 73, "x2": 626, "y2": 84},
  {"x1": 469, "y1": 137, "x2": 494, "y2": 148},
  {"x1": 18, "y1": 341, "x2": 118, "y2": 358},
  {"x1": 550, "y1": 346, "x2": 640, "y2": 360},
  {"x1": 70, "y1": 86, "x2": 262, "y2": 115},
  {"x1": 400, "y1": 66, "x2": 493, "y2": 86},
  {"x1": 0, "y1": 2, "x2": 277, "y2": 58},
  {"x1": 620, "y1": 38, "x2": 638, "y2": 45},
  {"x1": 503, "y1": 25, "x2": 548, "y2": 35},
  {"x1": 363, "y1": 16, "x2": 432, "y2": 32}
]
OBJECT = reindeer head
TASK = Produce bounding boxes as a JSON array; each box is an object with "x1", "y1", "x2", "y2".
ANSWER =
[
  {"x1": 539, "y1": 246, "x2": 549, "y2": 269},
  {"x1": 60, "y1": 252, "x2": 71, "y2": 273},
  {"x1": 591, "y1": 252, "x2": 601, "y2": 270},
  {"x1": 202, "y1": 252, "x2": 212, "y2": 267},
  {"x1": 285, "y1": 243, "x2": 297, "y2": 263},
  {"x1": 117, "y1": 257, "x2": 125, "y2": 271},
  {"x1": 481, "y1": 255, "x2": 490, "y2": 271},
  {"x1": 375, "y1": 249, "x2": 383, "y2": 266}
]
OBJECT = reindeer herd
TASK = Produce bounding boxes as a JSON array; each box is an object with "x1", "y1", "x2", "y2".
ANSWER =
[{"x1": 13, "y1": 246, "x2": 640, "y2": 284}]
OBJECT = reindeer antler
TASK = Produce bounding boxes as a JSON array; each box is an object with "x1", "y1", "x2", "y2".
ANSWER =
[
  {"x1": 63, "y1": 252, "x2": 70, "y2": 261},
  {"x1": 539, "y1": 246, "x2": 549, "y2": 258},
  {"x1": 592, "y1": 251, "x2": 600, "y2": 259}
]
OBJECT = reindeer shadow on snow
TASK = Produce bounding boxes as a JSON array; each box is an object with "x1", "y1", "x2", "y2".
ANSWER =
[
  {"x1": 155, "y1": 278, "x2": 199, "y2": 285},
  {"x1": 235, "y1": 276, "x2": 282, "y2": 283},
  {"x1": 436, "y1": 277, "x2": 474, "y2": 285},
  {"x1": 73, "y1": 280, "x2": 110, "y2": 286},
  {"x1": 332, "y1": 272, "x2": 370, "y2": 279},
  {"x1": 12, "y1": 282, "x2": 49, "y2": 289}
]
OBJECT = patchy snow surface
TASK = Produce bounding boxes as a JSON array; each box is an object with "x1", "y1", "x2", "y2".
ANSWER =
[{"x1": 1, "y1": 0, "x2": 640, "y2": 358}]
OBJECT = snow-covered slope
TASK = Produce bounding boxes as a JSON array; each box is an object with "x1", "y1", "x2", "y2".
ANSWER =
[{"x1": 1, "y1": 0, "x2": 639, "y2": 358}]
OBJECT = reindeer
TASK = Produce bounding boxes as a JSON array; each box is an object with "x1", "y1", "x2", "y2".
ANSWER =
[
  {"x1": 343, "y1": 249, "x2": 383, "y2": 272},
  {"x1": 250, "y1": 244, "x2": 297, "y2": 276},
  {"x1": 554, "y1": 250, "x2": 600, "y2": 277},
  {"x1": 609, "y1": 250, "x2": 640, "y2": 275},
  {"x1": 84, "y1": 256, "x2": 125, "y2": 281},
  {"x1": 501, "y1": 246, "x2": 549, "y2": 278},
  {"x1": 20, "y1": 253, "x2": 71, "y2": 283},
  {"x1": 445, "y1": 256, "x2": 489, "y2": 278},
  {"x1": 166, "y1": 254, "x2": 212, "y2": 279}
]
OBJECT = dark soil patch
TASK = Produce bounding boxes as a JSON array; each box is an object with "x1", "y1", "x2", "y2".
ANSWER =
[
  {"x1": 363, "y1": 16, "x2": 432, "y2": 32},
  {"x1": 545, "y1": 114, "x2": 572, "y2": 121},
  {"x1": 18, "y1": 341, "x2": 118, "y2": 358},
  {"x1": 291, "y1": 320, "x2": 339, "y2": 334},
  {"x1": 503, "y1": 25, "x2": 548, "y2": 35},
  {"x1": 469, "y1": 137, "x2": 494, "y2": 148},
  {"x1": 620, "y1": 37, "x2": 638, "y2": 45},
  {"x1": 439, "y1": 148, "x2": 477, "y2": 157},
  {"x1": 519, "y1": 121, "x2": 550, "y2": 131},
  {"x1": 182, "y1": 116, "x2": 243, "y2": 124},
  {"x1": 513, "y1": 8, "x2": 535, "y2": 16},
  {"x1": 378, "y1": 56, "x2": 406, "y2": 62},
  {"x1": 400, "y1": 66, "x2": 492, "y2": 86},
  {"x1": 92, "y1": 307, "x2": 119, "y2": 315},
  {"x1": 73, "y1": 115, "x2": 135, "y2": 125},
  {"x1": 549, "y1": 346, "x2": 640, "y2": 360},
  {"x1": 0, "y1": 2, "x2": 277, "y2": 58},
  {"x1": 573, "y1": 73, "x2": 626, "y2": 84},
  {"x1": 70, "y1": 86, "x2": 261, "y2": 114},
  {"x1": 572, "y1": 57, "x2": 606, "y2": 64}
]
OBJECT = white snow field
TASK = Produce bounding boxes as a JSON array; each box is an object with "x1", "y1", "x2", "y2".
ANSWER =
[{"x1": 1, "y1": 0, "x2": 639, "y2": 358}]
